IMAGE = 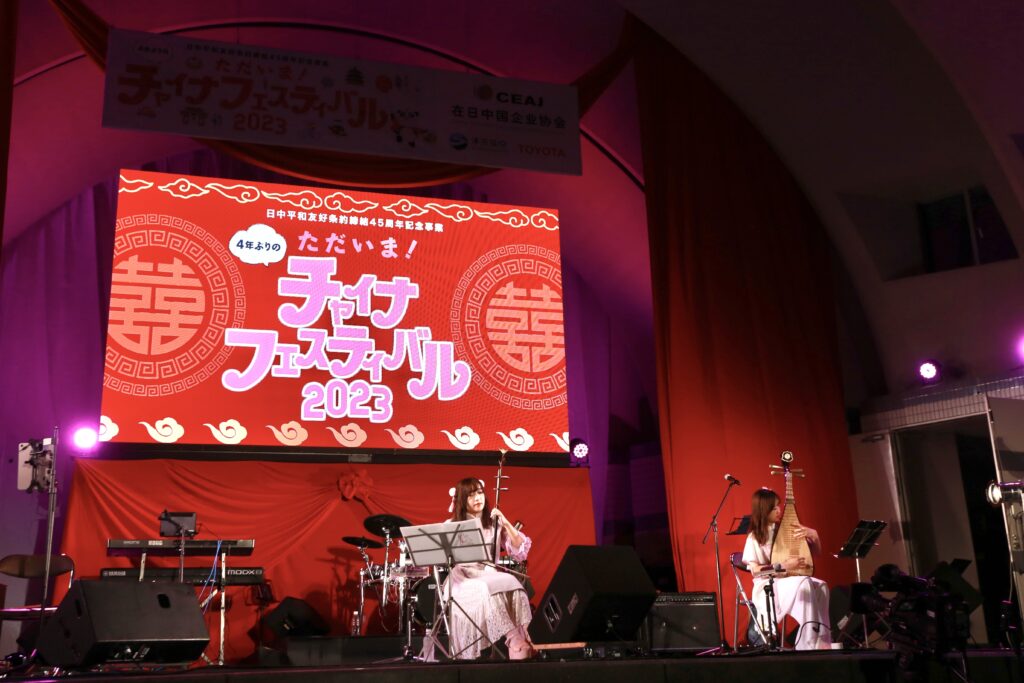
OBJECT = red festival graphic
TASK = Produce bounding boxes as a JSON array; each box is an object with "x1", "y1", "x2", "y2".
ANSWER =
[{"x1": 100, "y1": 170, "x2": 568, "y2": 453}]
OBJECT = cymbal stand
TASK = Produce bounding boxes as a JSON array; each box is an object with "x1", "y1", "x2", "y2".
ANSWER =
[
  {"x1": 354, "y1": 540, "x2": 379, "y2": 635},
  {"x1": 382, "y1": 529, "x2": 392, "y2": 608},
  {"x1": 357, "y1": 567, "x2": 366, "y2": 635}
]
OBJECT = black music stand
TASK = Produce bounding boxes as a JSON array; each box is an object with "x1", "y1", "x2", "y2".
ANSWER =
[
  {"x1": 834, "y1": 520, "x2": 887, "y2": 648},
  {"x1": 399, "y1": 520, "x2": 490, "y2": 661},
  {"x1": 727, "y1": 516, "x2": 751, "y2": 537}
]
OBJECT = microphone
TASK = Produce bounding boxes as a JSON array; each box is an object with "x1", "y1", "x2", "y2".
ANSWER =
[{"x1": 724, "y1": 474, "x2": 741, "y2": 485}]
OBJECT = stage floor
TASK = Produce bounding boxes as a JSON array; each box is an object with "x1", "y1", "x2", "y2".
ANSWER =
[{"x1": 5, "y1": 649, "x2": 1022, "y2": 683}]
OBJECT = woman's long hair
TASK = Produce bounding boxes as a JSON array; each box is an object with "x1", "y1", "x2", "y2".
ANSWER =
[
  {"x1": 450, "y1": 477, "x2": 493, "y2": 529},
  {"x1": 750, "y1": 488, "x2": 780, "y2": 545}
]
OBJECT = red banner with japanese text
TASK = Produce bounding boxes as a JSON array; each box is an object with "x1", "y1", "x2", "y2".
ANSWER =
[{"x1": 100, "y1": 169, "x2": 568, "y2": 453}]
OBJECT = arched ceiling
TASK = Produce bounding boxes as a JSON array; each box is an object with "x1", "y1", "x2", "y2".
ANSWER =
[
  {"x1": 623, "y1": 0, "x2": 1024, "y2": 397},
  {"x1": 7, "y1": 0, "x2": 1024, "y2": 406}
]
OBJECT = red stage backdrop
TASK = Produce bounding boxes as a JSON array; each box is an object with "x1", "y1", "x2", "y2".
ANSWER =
[
  {"x1": 100, "y1": 170, "x2": 568, "y2": 453},
  {"x1": 60, "y1": 459, "x2": 594, "y2": 663}
]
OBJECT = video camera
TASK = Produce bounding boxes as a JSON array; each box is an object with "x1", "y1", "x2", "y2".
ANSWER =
[{"x1": 850, "y1": 563, "x2": 971, "y2": 657}]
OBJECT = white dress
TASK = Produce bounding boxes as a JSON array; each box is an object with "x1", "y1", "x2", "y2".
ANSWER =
[
  {"x1": 445, "y1": 521, "x2": 532, "y2": 660},
  {"x1": 742, "y1": 528, "x2": 831, "y2": 650}
]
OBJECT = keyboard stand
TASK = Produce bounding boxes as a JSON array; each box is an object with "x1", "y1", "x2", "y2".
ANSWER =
[{"x1": 199, "y1": 551, "x2": 229, "y2": 666}]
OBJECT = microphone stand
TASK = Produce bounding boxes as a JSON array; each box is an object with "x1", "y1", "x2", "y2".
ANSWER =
[{"x1": 702, "y1": 479, "x2": 738, "y2": 652}]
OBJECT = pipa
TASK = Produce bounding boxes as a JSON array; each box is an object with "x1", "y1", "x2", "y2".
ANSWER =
[{"x1": 769, "y1": 451, "x2": 814, "y2": 577}]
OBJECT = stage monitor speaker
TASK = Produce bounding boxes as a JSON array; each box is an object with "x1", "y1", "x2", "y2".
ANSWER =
[
  {"x1": 528, "y1": 545, "x2": 657, "y2": 644},
  {"x1": 643, "y1": 592, "x2": 720, "y2": 652},
  {"x1": 37, "y1": 580, "x2": 209, "y2": 667},
  {"x1": 263, "y1": 596, "x2": 329, "y2": 641}
]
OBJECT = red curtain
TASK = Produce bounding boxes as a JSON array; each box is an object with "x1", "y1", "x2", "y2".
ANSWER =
[
  {"x1": 60, "y1": 459, "x2": 594, "y2": 662},
  {"x1": 635, "y1": 23, "x2": 859, "y2": 639}
]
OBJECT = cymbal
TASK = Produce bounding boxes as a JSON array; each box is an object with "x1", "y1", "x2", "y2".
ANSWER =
[
  {"x1": 343, "y1": 535, "x2": 383, "y2": 549},
  {"x1": 363, "y1": 513, "x2": 411, "y2": 538}
]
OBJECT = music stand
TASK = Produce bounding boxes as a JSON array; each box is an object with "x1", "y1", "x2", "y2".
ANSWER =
[
  {"x1": 834, "y1": 520, "x2": 887, "y2": 648},
  {"x1": 400, "y1": 520, "x2": 490, "y2": 660},
  {"x1": 727, "y1": 516, "x2": 751, "y2": 537}
]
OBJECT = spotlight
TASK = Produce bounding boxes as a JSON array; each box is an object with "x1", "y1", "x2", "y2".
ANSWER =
[
  {"x1": 986, "y1": 480, "x2": 1024, "y2": 506},
  {"x1": 568, "y1": 438, "x2": 589, "y2": 466},
  {"x1": 918, "y1": 360, "x2": 942, "y2": 384},
  {"x1": 72, "y1": 426, "x2": 99, "y2": 451}
]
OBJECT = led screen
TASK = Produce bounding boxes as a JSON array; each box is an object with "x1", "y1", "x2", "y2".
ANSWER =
[{"x1": 100, "y1": 169, "x2": 568, "y2": 453}]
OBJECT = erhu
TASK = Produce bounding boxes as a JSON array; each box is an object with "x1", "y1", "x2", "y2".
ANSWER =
[
  {"x1": 492, "y1": 451, "x2": 509, "y2": 562},
  {"x1": 490, "y1": 452, "x2": 529, "y2": 578},
  {"x1": 769, "y1": 450, "x2": 814, "y2": 577}
]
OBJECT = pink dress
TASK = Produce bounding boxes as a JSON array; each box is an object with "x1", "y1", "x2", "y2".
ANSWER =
[{"x1": 446, "y1": 521, "x2": 532, "y2": 659}]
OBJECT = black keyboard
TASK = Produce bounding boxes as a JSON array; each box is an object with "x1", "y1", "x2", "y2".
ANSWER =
[
  {"x1": 99, "y1": 566, "x2": 264, "y2": 585},
  {"x1": 106, "y1": 539, "x2": 255, "y2": 556}
]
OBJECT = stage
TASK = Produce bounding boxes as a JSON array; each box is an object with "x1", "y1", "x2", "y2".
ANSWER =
[{"x1": 5, "y1": 648, "x2": 1024, "y2": 683}]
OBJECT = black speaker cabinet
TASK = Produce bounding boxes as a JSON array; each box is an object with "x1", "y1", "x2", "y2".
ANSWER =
[
  {"x1": 643, "y1": 592, "x2": 720, "y2": 652},
  {"x1": 263, "y1": 596, "x2": 329, "y2": 642},
  {"x1": 528, "y1": 545, "x2": 657, "y2": 644},
  {"x1": 37, "y1": 580, "x2": 209, "y2": 667}
]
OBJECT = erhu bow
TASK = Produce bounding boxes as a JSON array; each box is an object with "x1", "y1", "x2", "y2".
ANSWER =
[{"x1": 769, "y1": 450, "x2": 814, "y2": 577}]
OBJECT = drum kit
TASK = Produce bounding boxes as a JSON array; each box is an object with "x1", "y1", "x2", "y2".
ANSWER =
[{"x1": 346, "y1": 513, "x2": 439, "y2": 635}]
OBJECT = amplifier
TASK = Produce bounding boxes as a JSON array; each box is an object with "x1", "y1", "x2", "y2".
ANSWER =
[{"x1": 643, "y1": 592, "x2": 720, "y2": 653}]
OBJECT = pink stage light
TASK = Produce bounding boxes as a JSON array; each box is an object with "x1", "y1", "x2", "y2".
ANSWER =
[
  {"x1": 72, "y1": 426, "x2": 99, "y2": 451},
  {"x1": 569, "y1": 438, "x2": 589, "y2": 467},
  {"x1": 918, "y1": 361, "x2": 941, "y2": 383},
  {"x1": 1017, "y1": 337, "x2": 1024, "y2": 365}
]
